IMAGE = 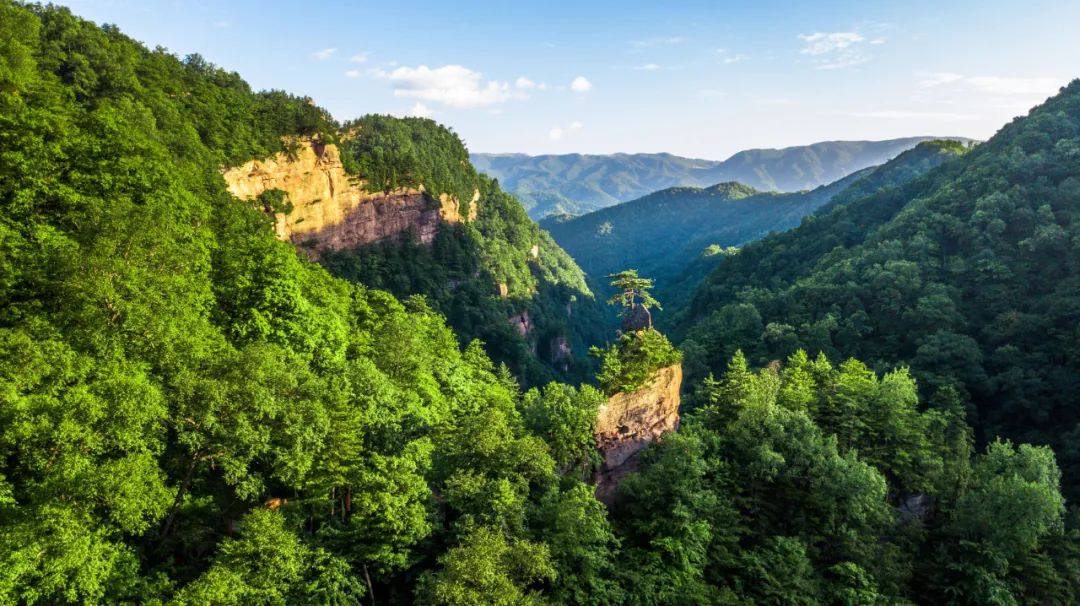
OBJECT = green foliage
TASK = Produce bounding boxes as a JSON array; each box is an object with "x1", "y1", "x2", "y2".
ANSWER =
[
  {"x1": 475, "y1": 137, "x2": 965, "y2": 219},
  {"x1": 418, "y1": 526, "x2": 555, "y2": 605},
  {"x1": 2, "y1": 3, "x2": 1078, "y2": 604},
  {"x1": 678, "y1": 80, "x2": 1080, "y2": 503},
  {"x1": 606, "y1": 269, "x2": 661, "y2": 312},
  {"x1": 592, "y1": 329, "x2": 681, "y2": 395},
  {"x1": 546, "y1": 140, "x2": 968, "y2": 331},
  {"x1": 610, "y1": 351, "x2": 1075, "y2": 604},
  {"x1": 322, "y1": 171, "x2": 606, "y2": 387},
  {"x1": 0, "y1": 4, "x2": 593, "y2": 603},
  {"x1": 521, "y1": 382, "x2": 605, "y2": 476},
  {"x1": 257, "y1": 188, "x2": 293, "y2": 215},
  {"x1": 342, "y1": 113, "x2": 477, "y2": 214}
]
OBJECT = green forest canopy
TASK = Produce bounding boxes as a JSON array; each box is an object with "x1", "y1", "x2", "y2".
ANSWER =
[{"x1": 1, "y1": 2, "x2": 1079, "y2": 603}]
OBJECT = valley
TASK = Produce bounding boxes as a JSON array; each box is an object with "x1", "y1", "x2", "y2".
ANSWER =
[{"x1": 2, "y1": 1, "x2": 1079, "y2": 604}]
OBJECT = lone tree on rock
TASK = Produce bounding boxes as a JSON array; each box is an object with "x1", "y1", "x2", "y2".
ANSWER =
[{"x1": 607, "y1": 269, "x2": 660, "y2": 332}]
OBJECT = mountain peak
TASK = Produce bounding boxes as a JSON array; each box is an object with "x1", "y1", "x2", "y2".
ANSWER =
[{"x1": 704, "y1": 181, "x2": 760, "y2": 198}]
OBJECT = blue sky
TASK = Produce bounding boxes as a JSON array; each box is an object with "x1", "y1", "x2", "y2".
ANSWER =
[{"x1": 67, "y1": 0, "x2": 1080, "y2": 158}]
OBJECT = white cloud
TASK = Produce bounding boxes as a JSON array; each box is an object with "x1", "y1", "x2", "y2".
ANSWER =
[
  {"x1": 549, "y1": 121, "x2": 584, "y2": 140},
  {"x1": 344, "y1": 69, "x2": 362, "y2": 78},
  {"x1": 798, "y1": 32, "x2": 864, "y2": 55},
  {"x1": 629, "y1": 36, "x2": 684, "y2": 48},
  {"x1": 715, "y1": 49, "x2": 748, "y2": 65},
  {"x1": 917, "y1": 72, "x2": 965, "y2": 88},
  {"x1": 869, "y1": 37, "x2": 887, "y2": 45},
  {"x1": 349, "y1": 53, "x2": 369, "y2": 63},
  {"x1": 407, "y1": 102, "x2": 432, "y2": 118},
  {"x1": 310, "y1": 48, "x2": 337, "y2": 60},
  {"x1": 377, "y1": 64, "x2": 512, "y2": 108},
  {"x1": 570, "y1": 76, "x2": 592, "y2": 92},
  {"x1": 918, "y1": 72, "x2": 1062, "y2": 96},
  {"x1": 797, "y1": 32, "x2": 871, "y2": 69},
  {"x1": 634, "y1": 63, "x2": 661, "y2": 71},
  {"x1": 516, "y1": 76, "x2": 546, "y2": 90},
  {"x1": 850, "y1": 109, "x2": 980, "y2": 121}
]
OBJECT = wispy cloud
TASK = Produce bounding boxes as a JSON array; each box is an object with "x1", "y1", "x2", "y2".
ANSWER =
[
  {"x1": 716, "y1": 49, "x2": 748, "y2": 65},
  {"x1": 344, "y1": 69, "x2": 362, "y2": 78},
  {"x1": 516, "y1": 76, "x2": 547, "y2": 90},
  {"x1": 797, "y1": 32, "x2": 871, "y2": 69},
  {"x1": 799, "y1": 32, "x2": 864, "y2": 55},
  {"x1": 628, "y1": 36, "x2": 684, "y2": 48},
  {"x1": 212, "y1": 20, "x2": 230, "y2": 29},
  {"x1": 310, "y1": 47, "x2": 337, "y2": 61},
  {"x1": 373, "y1": 64, "x2": 513, "y2": 108},
  {"x1": 850, "y1": 109, "x2": 980, "y2": 121},
  {"x1": 549, "y1": 121, "x2": 584, "y2": 140},
  {"x1": 349, "y1": 53, "x2": 369, "y2": 63},
  {"x1": 918, "y1": 72, "x2": 1062, "y2": 96},
  {"x1": 570, "y1": 76, "x2": 593, "y2": 92},
  {"x1": 634, "y1": 63, "x2": 661, "y2": 71}
]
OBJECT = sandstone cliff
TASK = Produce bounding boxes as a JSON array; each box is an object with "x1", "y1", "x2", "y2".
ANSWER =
[
  {"x1": 594, "y1": 363, "x2": 682, "y2": 503},
  {"x1": 222, "y1": 138, "x2": 479, "y2": 256}
]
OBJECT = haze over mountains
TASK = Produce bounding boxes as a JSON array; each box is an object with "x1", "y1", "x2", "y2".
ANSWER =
[
  {"x1": 473, "y1": 136, "x2": 973, "y2": 219},
  {"x1": 542, "y1": 140, "x2": 971, "y2": 326}
]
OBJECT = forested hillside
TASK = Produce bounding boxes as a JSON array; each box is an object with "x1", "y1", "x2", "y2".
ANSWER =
[
  {"x1": 681, "y1": 79, "x2": 1080, "y2": 500},
  {"x1": 472, "y1": 137, "x2": 968, "y2": 218},
  {"x1": 2, "y1": 2, "x2": 1078, "y2": 604},
  {"x1": 545, "y1": 140, "x2": 968, "y2": 326},
  {"x1": 321, "y1": 115, "x2": 606, "y2": 386}
]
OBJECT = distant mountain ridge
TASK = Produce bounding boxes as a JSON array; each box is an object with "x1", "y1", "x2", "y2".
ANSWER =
[{"x1": 472, "y1": 136, "x2": 974, "y2": 218}]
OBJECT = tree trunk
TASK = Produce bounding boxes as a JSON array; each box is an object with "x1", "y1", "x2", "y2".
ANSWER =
[{"x1": 161, "y1": 450, "x2": 200, "y2": 541}]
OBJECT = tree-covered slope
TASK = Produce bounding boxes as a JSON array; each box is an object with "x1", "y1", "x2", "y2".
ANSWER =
[
  {"x1": 680, "y1": 80, "x2": 1080, "y2": 498},
  {"x1": 2, "y1": 4, "x2": 1079, "y2": 604},
  {"x1": 0, "y1": 3, "x2": 609, "y2": 602},
  {"x1": 544, "y1": 142, "x2": 965, "y2": 328},
  {"x1": 472, "y1": 137, "x2": 970, "y2": 219},
  {"x1": 320, "y1": 115, "x2": 605, "y2": 387}
]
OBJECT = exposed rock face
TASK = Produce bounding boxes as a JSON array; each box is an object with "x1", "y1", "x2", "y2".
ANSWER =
[
  {"x1": 898, "y1": 493, "x2": 934, "y2": 523},
  {"x1": 622, "y1": 304, "x2": 653, "y2": 332},
  {"x1": 509, "y1": 310, "x2": 532, "y2": 337},
  {"x1": 594, "y1": 364, "x2": 682, "y2": 503},
  {"x1": 222, "y1": 138, "x2": 478, "y2": 256},
  {"x1": 549, "y1": 335, "x2": 572, "y2": 373}
]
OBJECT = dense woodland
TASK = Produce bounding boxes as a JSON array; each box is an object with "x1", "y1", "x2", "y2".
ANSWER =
[
  {"x1": 325, "y1": 125, "x2": 606, "y2": 386},
  {"x1": 679, "y1": 80, "x2": 1080, "y2": 504},
  {"x1": 545, "y1": 140, "x2": 969, "y2": 329},
  {"x1": 2, "y1": 2, "x2": 1080, "y2": 604}
]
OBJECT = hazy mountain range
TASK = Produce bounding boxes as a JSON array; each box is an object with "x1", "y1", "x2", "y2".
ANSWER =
[{"x1": 472, "y1": 136, "x2": 974, "y2": 218}]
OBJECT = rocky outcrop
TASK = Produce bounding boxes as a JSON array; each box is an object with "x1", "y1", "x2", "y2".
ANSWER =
[
  {"x1": 222, "y1": 138, "x2": 478, "y2": 256},
  {"x1": 594, "y1": 364, "x2": 682, "y2": 503},
  {"x1": 622, "y1": 304, "x2": 652, "y2": 332},
  {"x1": 509, "y1": 310, "x2": 532, "y2": 337}
]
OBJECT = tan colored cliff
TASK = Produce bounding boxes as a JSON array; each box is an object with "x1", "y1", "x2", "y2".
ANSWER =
[
  {"x1": 594, "y1": 363, "x2": 682, "y2": 503},
  {"x1": 222, "y1": 138, "x2": 479, "y2": 256}
]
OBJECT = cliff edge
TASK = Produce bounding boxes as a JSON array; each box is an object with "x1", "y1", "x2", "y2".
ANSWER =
[
  {"x1": 222, "y1": 138, "x2": 478, "y2": 256},
  {"x1": 594, "y1": 363, "x2": 682, "y2": 503}
]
